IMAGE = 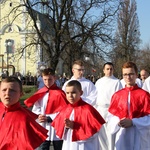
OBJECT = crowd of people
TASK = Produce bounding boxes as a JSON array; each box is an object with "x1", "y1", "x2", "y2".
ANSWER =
[{"x1": 0, "y1": 60, "x2": 150, "y2": 150}]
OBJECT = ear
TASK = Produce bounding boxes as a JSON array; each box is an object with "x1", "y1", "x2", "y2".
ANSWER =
[
  {"x1": 72, "y1": 68, "x2": 74, "y2": 73},
  {"x1": 103, "y1": 68, "x2": 105, "y2": 73},
  {"x1": 20, "y1": 92, "x2": 24, "y2": 97},
  {"x1": 80, "y1": 90, "x2": 83, "y2": 96}
]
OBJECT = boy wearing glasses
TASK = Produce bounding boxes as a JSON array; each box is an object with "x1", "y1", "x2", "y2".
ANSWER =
[
  {"x1": 62, "y1": 60, "x2": 97, "y2": 106},
  {"x1": 107, "y1": 61, "x2": 150, "y2": 150},
  {"x1": 120, "y1": 69, "x2": 142, "y2": 88}
]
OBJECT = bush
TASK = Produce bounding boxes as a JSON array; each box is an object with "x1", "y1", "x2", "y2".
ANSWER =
[{"x1": 20, "y1": 85, "x2": 37, "y2": 105}]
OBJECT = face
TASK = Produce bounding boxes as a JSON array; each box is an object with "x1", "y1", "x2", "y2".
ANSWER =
[
  {"x1": 140, "y1": 70, "x2": 149, "y2": 81},
  {"x1": 103, "y1": 64, "x2": 114, "y2": 77},
  {"x1": 42, "y1": 75, "x2": 55, "y2": 88},
  {"x1": 122, "y1": 68, "x2": 137, "y2": 87},
  {"x1": 72, "y1": 64, "x2": 85, "y2": 79},
  {"x1": 65, "y1": 86, "x2": 83, "y2": 104},
  {"x1": 0, "y1": 82, "x2": 23, "y2": 107}
]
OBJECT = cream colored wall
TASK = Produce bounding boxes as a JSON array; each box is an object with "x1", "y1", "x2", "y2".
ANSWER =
[{"x1": 0, "y1": 0, "x2": 39, "y2": 76}]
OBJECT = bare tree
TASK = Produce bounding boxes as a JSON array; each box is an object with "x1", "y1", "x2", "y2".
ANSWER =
[
  {"x1": 136, "y1": 43, "x2": 150, "y2": 72},
  {"x1": 111, "y1": 0, "x2": 141, "y2": 76},
  {"x1": 7, "y1": 0, "x2": 120, "y2": 71}
]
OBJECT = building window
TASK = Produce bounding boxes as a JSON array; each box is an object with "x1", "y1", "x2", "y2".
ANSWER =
[{"x1": 5, "y1": 39, "x2": 15, "y2": 54}]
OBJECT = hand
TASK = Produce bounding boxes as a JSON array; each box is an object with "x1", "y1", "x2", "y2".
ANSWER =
[
  {"x1": 38, "y1": 114, "x2": 47, "y2": 123},
  {"x1": 118, "y1": 118, "x2": 133, "y2": 128},
  {"x1": 64, "y1": 118, "x2": 74, "y2": 129}
]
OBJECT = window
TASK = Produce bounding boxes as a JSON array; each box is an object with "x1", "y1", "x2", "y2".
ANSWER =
[{"x1": 5, "y1": 39, "x2": 15, "y2": 54}]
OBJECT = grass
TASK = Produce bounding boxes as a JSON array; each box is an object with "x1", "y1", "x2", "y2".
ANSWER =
[{"x1": 20, "y1": 85, "x2": 37, "y2": 105}]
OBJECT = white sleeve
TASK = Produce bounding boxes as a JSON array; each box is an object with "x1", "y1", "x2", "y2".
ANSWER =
[
  {"x1": 142, "y1": 80, "x2": 150, "y2": 93},
  {"x1": 107, "y1": 112, "x2": 120, "y2": 134},
  {"x1": 116, "y1": 81, "x2": 123, "y2": 91},
  {"x1": 82, "y1": 83, "x2": 97, "y2": 106},
  {"x1": 107, "y1": 113, "x2": 150, "y2": 135},
  {"x1": 32, "y1": 100, "x2": 41, "y2": 115},
  {"x1": 132, "y1": 115, "x2": 150, "y2": 131},
  {"x1": 132, "y1": 115, "x2": 150, "y2": 148}
]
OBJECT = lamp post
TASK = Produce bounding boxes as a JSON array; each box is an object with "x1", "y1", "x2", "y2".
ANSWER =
[
  {"x1": 83, "y1": 54, "x2": 91, "y2": 76},
  {"x1": 0, "y1": 54, "x2": 4, "y2": 74},
  {"x1": 5, "y1": 39, "x2": 12, "y2": 76}
]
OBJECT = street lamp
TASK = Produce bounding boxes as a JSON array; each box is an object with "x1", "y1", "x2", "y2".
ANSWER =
[
  {"x1": 0, "y1": 54, "x2": 4, "y2": 75},
  {"x1": 5, "y1": 39, "x2": 12, "y2": 76}
]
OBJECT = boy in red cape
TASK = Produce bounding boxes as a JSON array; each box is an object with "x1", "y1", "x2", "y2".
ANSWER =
[
  {"x1": 108, "y1": 62, "x2": 150, "y2": 150},
  {"x1": 0, "y1": 76, "x2": 48, "y2": 150},
  {"x1": 24, "y1": 68, "x2": 68, "y2": 150},
  {"x1": 51, "y1": 80, "x2": 105, "y2": 150}
]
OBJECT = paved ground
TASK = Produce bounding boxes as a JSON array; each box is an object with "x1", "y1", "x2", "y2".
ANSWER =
[
  {"x1": 50, "y1": 144, "x2": 54, "y2": 150},
  {"x1": 37, "y1": 145, "x2": 54, "y2": 150}
]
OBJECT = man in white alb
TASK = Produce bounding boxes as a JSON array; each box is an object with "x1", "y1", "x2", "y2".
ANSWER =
[
  {"x1": 95, "y1": 62, "x2": 122, "y2": 150},
  {"x1": 142, "y1": 76, "x2": 150, "y2": 93},
  {"x1": 140, "y1": 69, "x2": 149, "y2": 83},
  {"x1": 62, "y1": 60, "x2": 97, "y2": 106}
]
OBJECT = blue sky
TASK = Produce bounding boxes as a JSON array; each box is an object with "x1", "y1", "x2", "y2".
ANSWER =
[{"x1": 136, "y1": 0, "x2": 150, "y2": 47}]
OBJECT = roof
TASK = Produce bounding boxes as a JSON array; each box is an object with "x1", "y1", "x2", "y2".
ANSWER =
[{"x1": 28, "y1": 8, "x2": 54, "y2": 35}]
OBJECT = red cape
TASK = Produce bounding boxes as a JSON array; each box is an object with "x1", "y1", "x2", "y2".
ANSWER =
[
  {"x1": 0, "y1": 102, "x2": 48, "y2": 150},
  {"x1": 109, "y1": 85, "x2": 150, "y2": 119},
  {"x1": 24, "y1": 84, "x2": 68, "y2": 114},
  {"x1": 51, "y1": 99, "x2": 105, "y2": 141}
]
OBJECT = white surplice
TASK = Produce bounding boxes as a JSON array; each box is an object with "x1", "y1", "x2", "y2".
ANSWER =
[
  {"x1": 107, "y1": 89, "x2": 150, "y2": 150},
  {"x1": 32, "y1": 93, "x2": 59, "y2": 141},
  {"x1": 107, "y1": 113, "x2": 150, "y2": 150},
  {"x1": 142, "y1": 76, "x2": 150, "y2": 93},
  {"x1": 61, "y1": 110, "x2": 101, "y2": 150},
  {"x1": 95, "y1": 75, "x2": 122, "y2": 150}
]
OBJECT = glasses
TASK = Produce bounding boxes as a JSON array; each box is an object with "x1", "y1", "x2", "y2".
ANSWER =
[
  {"x1": 74, "y1": 68, "x2": 85, "y2": 72},
  {"x1": 123, "y1": 73, "x2": 135, "y2": 77}
]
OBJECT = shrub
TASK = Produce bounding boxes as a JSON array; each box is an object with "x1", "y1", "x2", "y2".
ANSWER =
[{"x1": 20, "y1": 85, "x2": 37, "y2": 105}]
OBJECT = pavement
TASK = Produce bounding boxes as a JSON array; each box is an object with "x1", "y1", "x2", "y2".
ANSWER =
[
  {"x1": 50, "y1": 144, "x2": 54, "y2": 150},
  {"x1": 49, "y1": 147, "x2": 54, "y2": 150},
  {"x1": 36, "y1": 145, "x2": 54, "y2": 150}
]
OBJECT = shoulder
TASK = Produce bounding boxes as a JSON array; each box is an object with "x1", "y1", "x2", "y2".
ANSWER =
[
  {"x1": 37, "y1": 76, "x2": 42, "y2": 80},
  {"x1": 95, "y1": 77, "x2": 105, "y2": 86},
  {"x1": 112, "y1": 88, "x2": 125, "y2": 97},
  {"x1": 13, "y1": 108, "x2": 29, "y2": 121},
  {"x1": 75, "y1": 100, "x2": 105, "y2": 123},
  {"x1": 78, "y1": 100, "x2": 95, "y2": 110},
  {"x1": 16, "y1": 107, "x2": 39, "y2": 122},
  {"x1": 0, "y1": 102, "x2": 3, "y2": 108},
  {"x1": 120, "y1": 78, "x2": 124, "y2": 82},
  {"x1": 80, "y1": 78, "x2": 96, "y2": 89},
  {"x1": 54, "y1": 88, "x2": 66, "y2": 95},
  {"x1": 95, "y1": 77, "x2": 103, "y2": 83},
  {"x1": 135, "y1": 87, "x2": 149, "y2": 95},
  {"x1": 112, "y1": 76, "x2": 120, "y2": 81},
  {"x1": 81, "y1": 78, "x2": 94, "y2": 84},
  {"x1": 110, "y1": 76, "x2": 121, "y2": 84},
  {"x1": 144, "y1": 76, "x2": 150, "y2": 83}
]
